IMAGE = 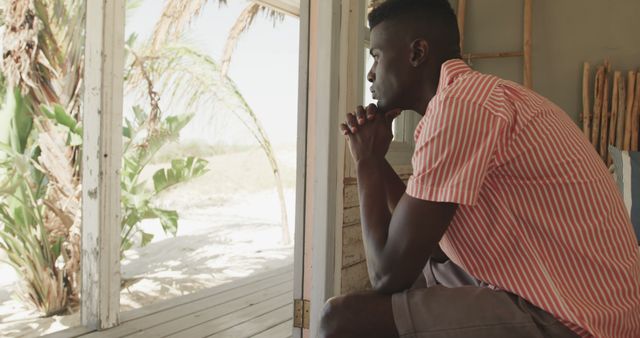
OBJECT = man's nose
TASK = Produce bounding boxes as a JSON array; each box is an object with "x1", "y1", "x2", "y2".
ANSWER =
[{"x1": 367, "y1": 69, "x2": 375, "y2": 83}]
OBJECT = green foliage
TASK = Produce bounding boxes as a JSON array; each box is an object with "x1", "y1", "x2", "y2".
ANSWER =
[
  {"x1": 119, "y1": 106, "x2": 208, "y2": 254},
  {"x1": 0, "y1": 88, "x2": 33, "y2": 154},
  {"x1": 0, "y1": 91, "x2": 208, "y2": 315},
  {"x1": 153, "y1": 157, "x2": 209, "y2": 192},
  {"x1": 0, "y1": 90, "x2": 69, "y2": 316},
  {"x1": 41, "y1": 104, "x2": 82, "y2": 146}
]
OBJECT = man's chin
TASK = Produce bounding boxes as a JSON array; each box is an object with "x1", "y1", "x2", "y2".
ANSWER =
[
  {"x1": 376, "y1": 101, "x2": 391, "y2": 114},
  {"x1": 377, "y1": 101, "x2": 401, "y2": 115}
]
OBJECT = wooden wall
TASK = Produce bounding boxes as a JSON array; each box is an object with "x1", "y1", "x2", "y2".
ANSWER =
[
  {"x1": 340, "y1": 180, "x2": 369, "y2": 294},
  {"x1": 338, "y1": 167, "x2": 413, "y2": 294}
]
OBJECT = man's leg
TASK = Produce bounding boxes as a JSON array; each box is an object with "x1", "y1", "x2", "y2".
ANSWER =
[
  {"x1": 319, "y1": 259, "x2": 578, "y2": 338},
  {"x1": 319, "y1": 290, "x2": 398, "y2": 338}
]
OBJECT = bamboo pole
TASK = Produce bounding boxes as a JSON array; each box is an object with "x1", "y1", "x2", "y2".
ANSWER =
[
  {"x1": 600, "y1": 61, "x2": 612, "y2": 160},
  {"x1": 463, "y1": 51, "x2": 524, "y2": 60},
  {"x1": 616, "y1": 73, "x2": 627, "y2": 149},
  {"x1": 632, "y1": 72, "x2": 640, "y2": 151},
  {"x1": 523, "y1": 0, "x2": 533, "y2": 88},
  {"x1": 608, "y1": 71, "x2": 621, "y2": 161},
  {"x1": 457, "y1": 0, "x2": 467, "y2": 53},
  {"x1": 591, "y1": 65, "x2": 605, "y2": 148},
  {"x1": 582, "y1": 62, "x2": 591, "y2": 138},
  {"x1": 624, "y1": 71, "x2": 637, "y2": 150},
  {"x1": 600, "y1": 70, "x2": 611, "y2": 160}
]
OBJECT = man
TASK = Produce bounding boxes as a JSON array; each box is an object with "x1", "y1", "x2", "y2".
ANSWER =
[{"x1": 320, "y1": 0, "x2": 640, "y2": 337}]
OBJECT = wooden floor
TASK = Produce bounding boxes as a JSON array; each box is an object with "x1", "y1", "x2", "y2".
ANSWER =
[{"x1": 45, "y1": 266, "x2": 294, "y2": 338}]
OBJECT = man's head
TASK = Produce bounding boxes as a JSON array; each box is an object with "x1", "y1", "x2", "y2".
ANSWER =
[{"x1": 367, "y1": 0, "x2": 460, "y2": 114}]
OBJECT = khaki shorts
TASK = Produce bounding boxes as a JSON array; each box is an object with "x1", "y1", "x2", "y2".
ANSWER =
[{"x1": 391, "y1": 259, "x2": 580, "y2": 338}]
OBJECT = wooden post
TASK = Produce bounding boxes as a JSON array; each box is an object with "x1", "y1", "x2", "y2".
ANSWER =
[
  {"x1": 81, "y1": 0, "x2": 125, "y2": 330},
  {"x1": 591, "y1": 66, "x2": 605, "y2": 148},
  {"x1": 632, "y1": 72, "x2": 640, "y2": 151},
  {"x1": 457, "y1": 0, "x2": 467, "y2": 53},
  {"x1": 600, "y1": 70, "x2": 610, "y2": 160},
  {"x1": 624, "y1": 71, "x2": 637, "y2": 150},
  {"x1": 616, "y1": 73, "x2": 627, "y2": 149},
  {"x1": 582, "y1": 62, "x2": 591, "y2": 138},
  {"x1": 523, "y1": 0, "x2": 533, "y2": 88},
  {"x1": 608, "y1": 71, "x2": 621, "y2": 162}
]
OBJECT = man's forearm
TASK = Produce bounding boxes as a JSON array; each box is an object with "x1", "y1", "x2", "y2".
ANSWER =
[
  {"x1": 380, "y1": 159, "x2": 406, "y2": 213},
  {"x1": 356, "y1": 157, "x2": 393, "y2": 283}
]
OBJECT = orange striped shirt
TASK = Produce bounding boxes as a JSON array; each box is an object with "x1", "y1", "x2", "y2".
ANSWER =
[{"x1": 406, "y1": 59, "x2": 640, "y2": 337}]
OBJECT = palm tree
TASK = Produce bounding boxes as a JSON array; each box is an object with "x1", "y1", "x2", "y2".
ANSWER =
[
  {"x1": 147, "y1": 0, "x2": 292, "y2": 245},
  {"x1": 0, "y1": 0, "x2": 84, "y2": 314}
]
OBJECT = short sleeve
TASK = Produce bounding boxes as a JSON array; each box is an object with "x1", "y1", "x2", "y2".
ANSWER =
[{"x1": 406, "y1": 95, "x2": 506, "y2": 206}]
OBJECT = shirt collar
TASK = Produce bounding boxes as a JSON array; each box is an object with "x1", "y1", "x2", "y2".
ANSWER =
[{"x1": 437, "y1": 58, "x2": 473, "y2": 93}]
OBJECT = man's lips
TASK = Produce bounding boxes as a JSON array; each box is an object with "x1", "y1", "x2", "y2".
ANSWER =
[{"x1": 370, "y1": 88, "x2": 378, "y2": 100}]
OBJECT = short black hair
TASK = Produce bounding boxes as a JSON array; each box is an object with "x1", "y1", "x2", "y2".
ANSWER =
[{"x1": 368, "y1": 0, "x2": 460, "y2": 56}]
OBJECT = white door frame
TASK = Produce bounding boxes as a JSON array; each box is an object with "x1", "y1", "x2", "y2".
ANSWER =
[
  {"x1": 79, "y1": 0, "x2": 350, "y2": 336},
  {"x1": 292, "y1": 0, "x2": 310, "y2": 336},
  {"x1": 304, "y1": 0, "x2": 343, "y2": 336}
]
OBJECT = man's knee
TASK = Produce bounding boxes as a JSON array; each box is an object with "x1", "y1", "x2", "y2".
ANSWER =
[
  {"x1": 319, "y1": 291, "x2": 397, "y2": 338},
  {"x1": 319, "y1": 295, "x2": 351, "y2": 338}
]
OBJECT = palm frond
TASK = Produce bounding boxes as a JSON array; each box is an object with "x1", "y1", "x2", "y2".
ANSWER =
[
  {"x1": 220, "y1": 3, "x2": 260, "y2": 77},
  {"x1": 150, "y1": 0, "x2": 284, "y2": 66},
  {"x1": 126, "y1": 41, "x2": 290, "y2": 243},
  {"x1": 149, "y1": 0, "x2": 212, "y2": 51},
  {"x1": 220, "y1": 3, "x2": 285, "y2": 77},
  {"x1": 1, "y1": 0, "x2": 85, "y2": 111},
  {"x1": 35, "y1": 0, "x2": 85, "y2": 112},
  {"x1": 1, "y1": 0, "x2": 55, "y2": 106}
]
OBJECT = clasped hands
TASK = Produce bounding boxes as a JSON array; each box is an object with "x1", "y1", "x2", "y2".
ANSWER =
[{"x1": 339, "y1": 103, "x2": 402, "y2": 164}]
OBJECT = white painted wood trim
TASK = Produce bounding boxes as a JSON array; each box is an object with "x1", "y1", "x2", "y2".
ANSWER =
[
  {"x1": 338, "y1": 0, "x2": 367, "y2": 287},
  {"x1": 81, "y1": 0, "x2": 125, "y2": 330},
  {"x1": 292, "y1": 0, "x2": 309, "y2": 336},
  {"x1": 344, "y1": 3, "x2": 367, "y2": 181},
  {"x1": 308, "y1": 0, "x2": 342, "y2": 335}
]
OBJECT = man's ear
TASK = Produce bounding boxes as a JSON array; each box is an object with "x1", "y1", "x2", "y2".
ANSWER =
[{"x1": 409, "y1": 39, "x2": 429, "y2": 67}]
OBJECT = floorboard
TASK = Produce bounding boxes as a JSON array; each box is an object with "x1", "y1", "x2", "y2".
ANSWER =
[
  {"x1": 250, "y1": 320, "x2": 294, "y2": 338},
  {"x1": 43, "y1": 266, "x2": 294, "y2": 338}
]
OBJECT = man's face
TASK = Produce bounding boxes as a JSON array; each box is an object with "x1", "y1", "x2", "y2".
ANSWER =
[{"x1": 367, "y1": 21, "x2": 415, "y2": 113}]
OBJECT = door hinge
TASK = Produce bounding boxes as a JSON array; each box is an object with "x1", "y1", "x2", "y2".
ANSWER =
[{"x1": 293, "y1": 299, "x2": 311, "y2": 329}]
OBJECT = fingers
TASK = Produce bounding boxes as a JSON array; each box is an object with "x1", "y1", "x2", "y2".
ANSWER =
[
  {"x1": 342, "y1": 104, "x2": 380, "y2": 135},
  {"x1": 346, "y1": 112, "x2": 358, "y2": 133},
  {"x1": 366, "y1": 104, "x2": 377, "y2": 121},
  {"x1": 340, "y1": 123, "x2": 351, "y2": 135},
  {"x1": 355, "y1": 105, "x2": 367, "y2": 125}
]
